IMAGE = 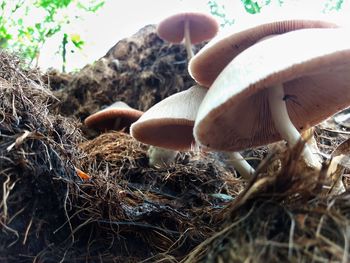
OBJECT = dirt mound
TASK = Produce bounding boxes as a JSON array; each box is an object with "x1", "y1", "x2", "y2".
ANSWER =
[{"x1": 47, "y1": 24, "x2": 204, "y2": 123}]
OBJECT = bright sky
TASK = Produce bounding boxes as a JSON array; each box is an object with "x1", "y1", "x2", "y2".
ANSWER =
[
  {"x1": 39, "y1": 0, "x2": 213, "y2": 71},
  {"x1": 38, "y1": 0, "x2": 349, "y2": 72}
]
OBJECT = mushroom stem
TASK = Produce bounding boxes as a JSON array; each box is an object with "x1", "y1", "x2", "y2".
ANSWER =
[
  {"x1": 220, "y1": 151, "x2": 255, "y2": 180},
  {"x1": 268, "y1": 84, "x2": 321, "y2": 168},
  {"x1": 184, "y1": 19, "x2": 194, "y2": 60},
  {"x1": 148, "y1": 145, "x2": 178, "y2": 168}
]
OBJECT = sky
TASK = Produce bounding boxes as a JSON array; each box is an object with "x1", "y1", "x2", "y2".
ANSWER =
[
  {"x1": 39, "y1": 0, "x2": 213, "y2": 71},
  {"x1": 37, "y1": 0, "x2": 350, "y2": 72}
]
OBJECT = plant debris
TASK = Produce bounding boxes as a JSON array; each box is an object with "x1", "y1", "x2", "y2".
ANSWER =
[
  {"x1": 0, "y1": 51, "x2": 83, "y2": 262},
  {"x1": 182, "y1": 144, "x2": 350, "y2": 263}
]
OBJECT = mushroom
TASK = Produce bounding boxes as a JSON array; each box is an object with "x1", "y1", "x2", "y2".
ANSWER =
[
  {"x1": 84, "y1": 101, "x2": 143, "y2": 132},
  {"x1": 131, "y1": 85, "x2": 254, "y2": 178},
  {"x1": 130, "y1": 85, "x2": 205, "y2": 167},
  {"x1": 188, "y1": 12, "x2": 338, "y2": 87},
  {"x1": 194, "y1": 28, "x2": 350, "y2": 169},
  {"x1": 156, "y1": 12, "x2": 219, "y2": 59}
]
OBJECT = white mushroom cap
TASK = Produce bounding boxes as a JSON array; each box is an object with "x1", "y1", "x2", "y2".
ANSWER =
[
  {"x1": 194, "y1": 28, "x2": 350, "y2": 151},
  {"x1": 189, "y1": 12, "x2": 339, "y2": 87},
  {"x1": 130, "y1": 85, "x2": 207, "y2": 151}
]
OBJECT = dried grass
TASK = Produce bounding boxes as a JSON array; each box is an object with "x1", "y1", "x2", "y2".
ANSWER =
[
  {"x1": 182, "y1": 140, "x2": 350, "y2": 263},
  {"x1": 0, "y1": 51, "x2": 84, "y2": 262},
  {"x1": 70, "y1": 131, "x2": 243, "y2": 261}
]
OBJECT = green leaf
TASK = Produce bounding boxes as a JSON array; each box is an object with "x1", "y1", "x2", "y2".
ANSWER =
[
  {"x1": 46, "y1": 25, "x2": 61, "y2": 37},
  {"x1": 35, "y1": 23, "x2": 42, "y2": 30},
  {"x1": 0, "y1": 1, "x2": 5, "y2": 10},
  {"x1": 36, "y1": 0, "x2": 72, "y2": 9},
  {"x1": 70, "y1": 33, "x2": 84, "y2": 49},
  {"x1": 242, "y1": 0, "x2": 261, "y2": 14},
  {"x1": 77, "y1": 0, "x2": 105, "y2": 12}
]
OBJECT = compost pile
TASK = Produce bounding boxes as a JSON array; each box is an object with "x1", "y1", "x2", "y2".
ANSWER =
[{"x1": 1, "y1": 24, "x2": 350, "y2": 263}]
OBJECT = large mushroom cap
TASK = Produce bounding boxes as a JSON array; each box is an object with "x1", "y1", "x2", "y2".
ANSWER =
[
  {"x1": 194, "y1": 28, "x2": 350, "y2": 151},
  {"x1": 156, "y1": 12, "x2": 219, "y2": 44},
  {"x1": 84, "y1": 101, "x2": 143, "y2": 132},
  {"x1": 189, "y1": 13, "x2": 338, "y2": 87},
  {"x1": 130, "y1": 85, "x2": 207, "y2": 151}
]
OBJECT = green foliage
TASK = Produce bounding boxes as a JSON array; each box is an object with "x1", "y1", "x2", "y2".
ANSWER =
[
  {"x1": 241, "y1": 0, "x2": 262, "y2": 14},
  {"x1": 208, "y1": 0, "x2": 235, "y2": 27},
  {"x1": 209, "y1": 0, "x2": 345, "y2": 27},
  {"x1": 70, "y1": 34, "x2": 84, "y2": 49},
  {"x1": 77, "y1": 0, "x2": 105, "y2": 12},
  {"x1": 0, "y1": 0, "x2": 104, "y2": 67},
  {"x1": 241, "y1": 0, "x2": 286, "y2": 14},
  {"x1": 38, "y1": 0, "x2": 71, "y2": 8},
  {"x1": 323, "y1": 0, "x2": 344, "y2": 12}
]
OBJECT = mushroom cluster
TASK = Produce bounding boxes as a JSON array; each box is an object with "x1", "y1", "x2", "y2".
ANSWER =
[
  {"x1": 190, "y1": 15, "x2": 350, "y2": 180},
  {"x1": 103, "y1": 9, "x2": 350, "y2": 185},
  {"x1": 194, "y1": 27, "x2": 350, "y2": 166},
  {"x1": 159, "y1": 12, "x2": 348, "y2": 173}
]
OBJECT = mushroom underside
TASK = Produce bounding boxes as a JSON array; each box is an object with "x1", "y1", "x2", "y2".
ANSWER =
[
  {"x1": 195, "y1": 63, "x2": 350, "y2": 151},
  {"x1": 189, "y1": 19, "x2": 338, "y2": 87},
  {"x1": 85, "y1": 108, "x2": 142, "y2": 131},
  {"x1": 131, "y1": 119, "x2": 195, "y2": 151},
  {"x1": 87, "y1": 117, "x2": 137, "y2": 131}
]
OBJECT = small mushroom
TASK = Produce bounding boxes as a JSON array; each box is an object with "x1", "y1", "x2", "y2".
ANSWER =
[
  {"x1": 84, "y1": 101, "x2": 143, "y2": 133},
  {"x1": 131, "y1": 85, "x2": 206, "y2": 152},
  {"x1": 131, "y1": 85, "x2": 204, "y2": 167},
  {"x1": 156, "y1": 12, "x2": 219, "y2": 59},
  {"x1": 189, "y1": 13, "x2": 338, "y2": 87},
  {"x1": 194, "y1": 28, "x2": 350, "y2": 169},
  {"x1": 131, "y1": 85, "x2": 254, "y2": 178}
]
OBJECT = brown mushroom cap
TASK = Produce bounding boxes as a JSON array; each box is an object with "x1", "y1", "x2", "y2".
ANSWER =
[
  {"x1": 156, "y1": 12, "x2": 219, "y2": 44},
  {"x1": 194, "y1": 28, "x2": 350, "y2": 151},
  {"x1": 189, "y1": 13, "x2": 338, "y2": 87},
  {"x1": 130, "y1": 85, "x2": 207, "y2": 151},
  {"x1": 84, "y1": 101, "x2": 143, "y2": 132}
]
